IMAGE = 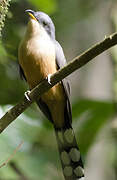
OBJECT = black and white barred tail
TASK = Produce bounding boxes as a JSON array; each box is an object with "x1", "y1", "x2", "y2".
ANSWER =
[{"x1": 54, "y1": 126, "x2": 84, "y2": 180}]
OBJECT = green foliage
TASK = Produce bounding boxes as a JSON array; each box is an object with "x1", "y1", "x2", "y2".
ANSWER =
[
  {"x1": 0, "y1": 41, "x2": 7, "y2": 63},
  {"x1": 0, "y1": 105, "x2": 60, "y2": 179},
  {"x1": 72, "y1": 100, "x2": 114, "y2": 154},
  {"x1": 27, "y1": 0, "x2": 58, "y2": 14},
  {"x1": 0, "y1": 0, "x2": 116, "y2": 179},
  {"x1": 0, "y1": 99, "x2": 114, "y2": 179}
]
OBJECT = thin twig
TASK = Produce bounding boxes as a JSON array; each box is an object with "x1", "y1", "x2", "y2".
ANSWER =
[
  {"x1": 0, "y1": 141, "x2": 23, "y2": 168},
  {"x1": 0, "y1": 32, "x2": 117, "y2": 133}
]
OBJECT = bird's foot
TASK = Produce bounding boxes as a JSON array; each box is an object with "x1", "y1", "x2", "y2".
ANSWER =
[
  {"x1": 46, "y1": 74, "x2": 52, "y2": 85},
  {"x1": 24, "y1": 90, "x2": 31, "y2": 101}
]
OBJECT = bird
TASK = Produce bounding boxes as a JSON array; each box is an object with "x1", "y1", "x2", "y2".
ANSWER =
[{"x1": 18, "y1": 9, "x2": 84, "y2": 180}]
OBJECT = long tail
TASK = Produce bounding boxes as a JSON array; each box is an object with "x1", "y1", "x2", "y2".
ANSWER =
[{"x1": 54, "y1": 126, "x2": 84, "y2": 180}]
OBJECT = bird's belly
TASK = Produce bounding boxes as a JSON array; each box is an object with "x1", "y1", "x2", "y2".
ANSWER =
[
  {"x1": 19, "y1": 37, "x2": 65, "y2": 103},
  {"x1": 19, "y1": 37, "x2": 56, "y2": 88}
]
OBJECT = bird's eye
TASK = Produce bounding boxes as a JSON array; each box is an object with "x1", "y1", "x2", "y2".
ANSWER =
[{"x1": 43, "y1": 21, "x2": 47, "y2": 26}]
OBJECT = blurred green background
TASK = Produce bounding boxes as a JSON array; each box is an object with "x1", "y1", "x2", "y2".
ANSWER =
[{"x1": 0, "y1": 0, "x2": 117, "y2": 179}]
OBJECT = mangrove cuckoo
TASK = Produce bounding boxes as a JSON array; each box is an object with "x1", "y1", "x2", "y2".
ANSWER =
[{"x1": 18, "y1": 9, "x2": 84, "y2": 180}]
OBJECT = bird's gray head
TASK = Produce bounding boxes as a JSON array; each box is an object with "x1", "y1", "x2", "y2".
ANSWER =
[{"x1": 25, "y1": 9, "x2": 55, "y2": 39}]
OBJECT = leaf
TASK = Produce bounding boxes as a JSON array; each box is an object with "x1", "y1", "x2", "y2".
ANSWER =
[
  {"x1": 72, "y1": 99, "x2": 114, "y2": 154},
  {"x1": 27, "y1": 0, "x2": 58, "y2": 14}
]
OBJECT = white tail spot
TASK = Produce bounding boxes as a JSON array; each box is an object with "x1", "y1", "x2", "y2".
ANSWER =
[
  {"x1": 74, "y1": 166, "x2": 84, "y2": 177},
  {"x1": 79, "y1": 177, "x2": 85, "y2": 180},
  {"x1": 63, "y1": 166, "x2": 73, "y2": 177},
  {"x1": 61, "y1": 151, "x2": 70, "y2": 165},
  {"x1": 69, "y1": 148, "x2": 80, "y2": 162},
  {"x1": 64, "y1": 129, "x2": 74, "y2": 143},
  {"x1": 76, "y1": 178, "x2": 85, "y2": 180}
]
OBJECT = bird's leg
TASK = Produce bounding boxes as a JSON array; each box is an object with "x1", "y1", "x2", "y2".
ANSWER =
[{"x1": 25, "y1": 74, "x2": 52, "y2": 101}]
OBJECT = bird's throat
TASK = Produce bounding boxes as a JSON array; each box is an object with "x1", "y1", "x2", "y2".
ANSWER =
[{"x1": 26, "y1": 19, "x2": 42, "y2": 38}]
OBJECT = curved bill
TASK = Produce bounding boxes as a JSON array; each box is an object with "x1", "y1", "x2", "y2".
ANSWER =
[{"x1": 25, "y1": 9, "x2": 37, "y2": 21}]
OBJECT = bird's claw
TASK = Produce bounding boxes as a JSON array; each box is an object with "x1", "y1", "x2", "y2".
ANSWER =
[
  {"x1": 46, "y1": 74, "x2": 52, "y2": 85},
  {"x1": 24, "y1": 90, "x2": 31, "y2": 101}
]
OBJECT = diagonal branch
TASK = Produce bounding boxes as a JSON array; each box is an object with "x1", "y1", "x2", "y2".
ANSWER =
[{"x1": 0, "y1": 32, "x2": 117, "y2": 133}]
